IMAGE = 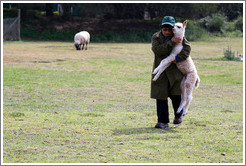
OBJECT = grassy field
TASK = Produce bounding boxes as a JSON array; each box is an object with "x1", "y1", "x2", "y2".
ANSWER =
[{"x1": 2, "y1": 37, "x2": 244, "y2": 164}]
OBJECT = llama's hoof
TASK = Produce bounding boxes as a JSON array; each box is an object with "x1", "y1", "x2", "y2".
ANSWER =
[
  {"x1": 152, "y1": 68, "x2": 158, "y2": 75},
  {"x1": 173, "y1": 116, "x2": 183, "y2": 124},
  {"x1": 176, "y1": 109, "x2": 182, "y2": 114}
]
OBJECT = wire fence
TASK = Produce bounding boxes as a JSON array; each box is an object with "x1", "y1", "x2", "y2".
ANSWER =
[{"x1": 3, "y1": 9, "x2": 21, "y2": 41}]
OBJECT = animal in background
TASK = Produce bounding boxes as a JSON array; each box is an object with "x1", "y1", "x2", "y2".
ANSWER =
[{"x1": 74, "y1": 31, "x2": 90, "y2": 50}]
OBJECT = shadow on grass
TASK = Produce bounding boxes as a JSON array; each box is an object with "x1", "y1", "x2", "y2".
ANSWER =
[{"x1": 112, "y1": 126, "x2": 179, "y2": 135}]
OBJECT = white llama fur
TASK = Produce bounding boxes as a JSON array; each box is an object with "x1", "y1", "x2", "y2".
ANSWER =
[
  {"x1": 74, "y1": 31, "x2": 90, "y2": 50},
  {"x1": 152, "y1": 20, "x2": 200, "y2": 115}
]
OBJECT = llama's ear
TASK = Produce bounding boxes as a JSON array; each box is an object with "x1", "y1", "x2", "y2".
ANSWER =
[{"x1": 183, "y1": 20, "x2": 188, "y2": 28}]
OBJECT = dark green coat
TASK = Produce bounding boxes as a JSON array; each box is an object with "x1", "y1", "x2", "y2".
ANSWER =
[{"x1": 151, "y1": 30, "x2": 191, "y2": 100}]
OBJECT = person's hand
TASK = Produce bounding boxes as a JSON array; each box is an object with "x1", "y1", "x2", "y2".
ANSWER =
[{"x1": 171, "y1": 37, "x2": 182, "y2": 44}]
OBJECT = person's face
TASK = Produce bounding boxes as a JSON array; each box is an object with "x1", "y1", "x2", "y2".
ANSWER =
[{"x1": 161, "y1": 27, "x2": 172, "y2": 37}]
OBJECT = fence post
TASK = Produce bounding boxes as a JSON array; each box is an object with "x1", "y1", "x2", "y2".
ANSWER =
[{"x1": 18, "y1": 9, "x2": 21, "y2": 41}]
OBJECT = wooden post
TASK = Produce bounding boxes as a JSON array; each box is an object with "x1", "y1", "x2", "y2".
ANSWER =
[{"x1": 18, "y1": 9, "x2": 21, "y2": 41}]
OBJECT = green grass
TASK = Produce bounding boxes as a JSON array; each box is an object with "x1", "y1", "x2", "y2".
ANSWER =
[{"x1": 2, "y1": 37, "x2": 244, "y2": 163}]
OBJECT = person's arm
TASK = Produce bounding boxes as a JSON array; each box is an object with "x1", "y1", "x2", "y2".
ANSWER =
[
  {"x1": 151, "y1": 34, "x2": 175, "y2": 59},
  {"x1": 175, "y1": 37, "x2": 191, "y2": 62}
]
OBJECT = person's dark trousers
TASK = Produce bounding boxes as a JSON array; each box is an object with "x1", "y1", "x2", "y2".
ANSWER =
[
  {"x1": 156, "y1": 95, "x2": 183, "y2": 124},
  {"x1": 156, "y1": 99, "x2": 169, "y2": 123}
]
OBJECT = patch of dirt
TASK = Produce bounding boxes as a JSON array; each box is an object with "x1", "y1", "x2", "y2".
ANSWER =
[{"x1": 32, "y1": 59, "x2": 66, "y2": 63}]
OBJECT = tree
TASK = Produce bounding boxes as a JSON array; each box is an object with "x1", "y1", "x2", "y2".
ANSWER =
[
  {"x1": 45, "y1": 3, "x2": 53, "y2": 16},
  {"x1": 61, "y1": 3, "x2": 72, "y2": 21},
  {"x1": 218, "y1": 3, "x2": 243, "y2": 20}
]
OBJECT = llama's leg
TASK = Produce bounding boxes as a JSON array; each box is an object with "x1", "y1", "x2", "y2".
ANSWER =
[
  {"x1": 152, "y1": 53, "x2": 176, "y2": 81},
  {"x1": 177, "y1": 77, "x2": 186, "y2": 114},
  {"x1": 82, "y1": 44, "x2": 85, "y2": 50},
  {"x1": 159, "y1": 53, "x2": 176, "y2": 70},
  {"x1": 182, "y1": 73, "x2": 196, "y2": 115},
  {"x1": 152, "y1": 66, "x2": 165, "y2": 81},
  {"x1": 183, "y1": 85, "x2": 193, "y2": 115},
  {"x1": 152, "y1": 61, "x2": 172, "y2": 81}
]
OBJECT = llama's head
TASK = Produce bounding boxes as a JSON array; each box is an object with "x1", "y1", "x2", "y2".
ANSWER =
[{"x1": 172, "y1": 20, "x2": 187, "y2": 38}]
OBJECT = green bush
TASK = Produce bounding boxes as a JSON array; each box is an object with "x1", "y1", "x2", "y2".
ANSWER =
[
  {"x1": 21, "y1": 28, "x2": 157, "y2": 42},
  {"x1": 234, "y1": 16, "x2": 243, "y2": 32},
  {"x1": 220, "y1": 17, "x2": 243, "y2": 37},
  {"x1": 198, "y1": 16, "x2": 210, "y2": 29},
  {"x1": 91, "y1": 30, "x2": 157, "y2": 42},
  {"x1": 223, "y1": 21, "x2": 236, "y2": 32},
  {"x1": 198, "y1": 14, "x2": 226, "y2": 33},
  {"x1": 185, "y1": 20, "x2": 209, "y2": 41},
  {"x1": 3, "y1": 8, "x2": 18, "y2": 18},
  {"x1": 207, "y1": 13, "x2": 226, "y2": 32},
  {"x1": 21, "y1": 27, "x2": 210, "y2": 42},
  {"x1": 20, "y1": 14, "x2": 242, "y2": 42},
  {"x1": 224, "y1": 46, "x2": 235, "y2": 60},
  {"x1": 26, "y1": 9, "x2": 40, "y2": 16},
  {"x1": 21, "y1": 28, "x2": 76, "y2": 41},
  {"x1": 197, "y1": 14, "x2": 243, "y2": 37}
]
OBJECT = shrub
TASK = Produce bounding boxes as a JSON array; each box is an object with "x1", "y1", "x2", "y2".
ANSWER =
[
  {"x1": 3, "y1": 8, "x2": 18, "y2": 18},
  {"x1": 185, "y1": 20, "x2": 209, "y2": 41},
  {"x1": 223, "y1": 21, "x2": 236, "y2": 32},
  {"x1": 207, "y1": 13, "x2": 226, "y2": 32},
  {"x1": 198, "y1": 16, "x2": 211, "y2": 29},
  {"x1": 92, "y1": 30, "x2": 157, "y2": 42},
  {"x1": 21, "y1": 28, "x2": 76, "y2": 41},
  {"x1": 198, "y1": 14, "x2": 227, "y2": 33},
  {"x1": 220, "y1": 21, "x2": 243, "y2": 37},
  {"x1": 234, "y1": 16, "x2": 243, "y2": 32},
  {"x1": 198, "y1": 14, "x2": 243, "y2": 37},
  {"x1": 223, "y1": 46, "x2": 235, "y2": 60},
  {"x1": 26, "y1": 9, "x2": 41, "y2": 16}
]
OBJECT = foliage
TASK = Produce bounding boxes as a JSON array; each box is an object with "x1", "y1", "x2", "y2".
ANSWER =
[
  {"x1": 21, "y1": 28, "x2": 77, "y2": 41},
  {"x1": 198, "y1": 14, "x2": 243, "y2": 37},
  {"x1": 234, "y1": 16, "x2": 243, "y2": 32},
  {"x1": 224, "y1": 46, "x2": 235, "y2": 60},
  {"x1": 20, "y1": 28, "x2": 155, "y2": 42},
  {"x1": 61, "y1": 4, "x2": 72, "y2": 20},
  {"x1": 207, "y1": 13, "x2": 226, "y2": 32},
  {"x1": 4, "y1": 3, "x2": 243, "y2": 41},
  {"x1": 3, "y1": 3, "x2": 243, "y2": 20},
  {"x1": 91, "y1": 30, "x2": 157, "y2": 42},
  {"x1": 218, "y1": 3, "x2": 243, "y2": 20},
  {"x1": 189, "y1": 3, "x2": 219, "y2": 18},
  {"x1": 25, "y1": 9, "x2": 43, "y2": 16},
  {"x1": 53, "y1": 11, "x2": 59, "y2": 16},
  {"x1": 184, "y1": 20, "x2": 209, "y2": 41},
  {"x1": 3, "y1": 8, "x2": 18, "y2": 18},
  {"x1": 21, "y1": 26, "x2": 209, "y2": 42}
]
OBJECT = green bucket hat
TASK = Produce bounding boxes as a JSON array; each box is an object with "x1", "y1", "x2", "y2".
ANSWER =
[{"x1": 161, "y1": 16, "x2": 175, "y2": 27}]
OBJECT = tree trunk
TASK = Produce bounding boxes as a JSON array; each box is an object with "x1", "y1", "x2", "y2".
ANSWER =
[
  {"x1": 62, "y1": 4, "x2": 72, "y2": 21},
  {"x1": 45, "y1": 3, "x2": 53, "y2": 16}
]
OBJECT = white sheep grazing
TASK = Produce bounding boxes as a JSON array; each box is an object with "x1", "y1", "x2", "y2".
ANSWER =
[{"x1": 74, "y1": 31, "x2": 90, "y2": 50}]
